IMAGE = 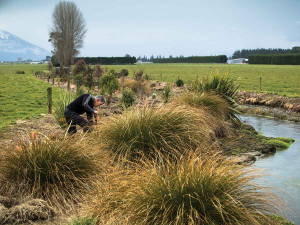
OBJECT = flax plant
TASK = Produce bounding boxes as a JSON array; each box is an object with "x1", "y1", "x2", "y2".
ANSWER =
[{"x1": 190, "y1": 73, "x2": 241, "y2": 126}]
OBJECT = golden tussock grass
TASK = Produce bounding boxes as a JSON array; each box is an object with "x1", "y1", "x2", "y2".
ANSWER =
[
  {"x1": 91, "y1": 104, "x2": 222, "y2": 160},
  {"x1": 0, "y1": 135, "x2": 107, "y2": 212},
  {"x1": 81, "y1": 150, "x2": 283, "y2": 225}
]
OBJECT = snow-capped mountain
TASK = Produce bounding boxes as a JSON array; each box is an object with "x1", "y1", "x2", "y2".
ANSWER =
[{"x1": 0, "y1": 29, "x2": 51, "y2": 61}]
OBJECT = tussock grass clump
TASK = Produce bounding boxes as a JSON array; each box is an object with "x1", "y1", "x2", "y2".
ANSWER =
[
  {"x1": 83, "y1": 152, "x2": 281, "y2": 225},
  {"x1": 0, "y1": 138, "x2": 99, "y2": 209},
  {"x1": 174, "y1": 92, "x2": 229, "y2": 137},
  {"x1": 177, "y1": 92, "x2": 229, "y2": 119},
  {"x1": 93, "y1": 104, "x2": 217, "y2": 159}
]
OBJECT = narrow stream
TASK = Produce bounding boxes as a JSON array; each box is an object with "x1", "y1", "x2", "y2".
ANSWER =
[{"x1": 241, "y1": 115, "x2": 300, "y2": 224}]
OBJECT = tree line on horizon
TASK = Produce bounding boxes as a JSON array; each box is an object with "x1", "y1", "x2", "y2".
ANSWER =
[{"x1": 231, "y1": 46, "x2": 300, "y2": 59}]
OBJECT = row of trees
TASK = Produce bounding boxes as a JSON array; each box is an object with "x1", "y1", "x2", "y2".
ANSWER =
[
  {"x1": 74, "y1": 57, "x2": 137, "y2": 65},
  {"x1": 232, "y1": 47, "x2": 300, "y2": 59},
  {"x1": 248, "y1": 54, "x2": 300, "y2": 65},
  {"x1": 153, "y1": 55, "x2": 228, "y2": 64}
]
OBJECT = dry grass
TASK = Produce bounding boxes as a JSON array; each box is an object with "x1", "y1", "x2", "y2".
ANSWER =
[
  {"x1": 82, "y1": 151, "x2": 283, "y2": 225},
  {"x1": 92, "y1": 104, "x2": 221, "y2": 160}
]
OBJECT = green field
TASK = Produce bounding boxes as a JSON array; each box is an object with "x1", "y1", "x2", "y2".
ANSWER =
[
  {"x1": 0, "y1": 64, "x2": 64, "y2": 129},
  {"x1": 104, "y1": 63, "x2": 300, "y2": 97},
  {"x1": 1, "y1": 63, "x2": 300, "y2": 129}
]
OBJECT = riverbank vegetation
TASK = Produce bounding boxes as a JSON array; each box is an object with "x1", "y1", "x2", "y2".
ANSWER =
[{"x1": 0, "y1": 65, "x2": 295, "y2": 224}]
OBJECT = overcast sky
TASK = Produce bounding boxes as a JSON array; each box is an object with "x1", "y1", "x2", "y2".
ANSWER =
[{"x1": 1, "y1": 0, "x2": 300, "y2": 57}]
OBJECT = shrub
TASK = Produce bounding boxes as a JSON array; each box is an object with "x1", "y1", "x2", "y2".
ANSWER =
[
  {"x1": 85, "y1": 65, "x2": 95, "y2": 89},
  {"x1": 175, "y1": 78, "x2": 184, "y2": 87},
  {"x1": 190, "y1": 73, "x2": 241, "y2": 126},
  {"x1": 0, "y1": 139, "x2": 99, "y2": 208},
  {"x1": 161, "y1": 84, "x2": 172, "y2": 103},
  {"x1": 120, "y1": 88, "x2": 136, "y2": 108},
  {"x1": 100, "y1": 74, "x2": 119, "y2": 94},
  {"x1": 73, "y1": 59, "x2": 87, "y2": 76},
  {"x1": 133, "y1": 69, "x2": 144, "y2": 81},
  {"x1": 99, "y1": 73, "x2": 119, "y2": 105},
  {"x1": 107, "y1": 69, "x2": 117, "y2": 77},
  {"x1": 74, "y1": 74, "x2": 84, "y2": 86},
  {"x1": 84, "y1": 152, "x2": 280, "y2": 225},
  {"x1": 16, "y1": 70, "x2": 25, "y2": 74},
  {"x1": 94, "y1": 104, "x2": 217, "y2": 159},
  {"x1": 120, "y1": 68, "x2": 129, "y2": 77},
  {"x1": 93, "y1": 64, "x2": 104, "y2": 79},
  {"x1": 121, "y1": 78, "x2": 151, "y2": 97}
]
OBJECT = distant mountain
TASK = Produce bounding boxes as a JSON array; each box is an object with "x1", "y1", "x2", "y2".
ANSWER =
[{"x1": 0, "y1": 29, "x2": 51, "y2": 61}]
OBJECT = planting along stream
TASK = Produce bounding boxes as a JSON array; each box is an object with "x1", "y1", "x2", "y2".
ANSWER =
[{"x1": 241, "y1": 115, "x2": 300, "y2": 224}]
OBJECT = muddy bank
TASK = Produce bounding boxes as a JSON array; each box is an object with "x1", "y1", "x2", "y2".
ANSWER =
[{"x1": 237, "y1": 91, "x2": 300, "y2": 121}]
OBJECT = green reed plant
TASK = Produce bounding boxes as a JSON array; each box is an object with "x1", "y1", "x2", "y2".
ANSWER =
[
  {"x1": 54, "y1": 92, "x2": 76, "y2": 128},
  {"x1": 0, "y1": 139, "x2": 99, "y2": 208},
  {"x1": 94, "y1": 104, "x2": 218, "y2": 159},
  {"x1": 161, "y1": 84, "x2": 172, "y2": 103},
  {"x1": 190, "y1": 73, "x2": 241, "y2": 125}
]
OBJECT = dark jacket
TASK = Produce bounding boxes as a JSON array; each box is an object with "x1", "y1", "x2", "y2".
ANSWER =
[{"x1": 66, "y1": 94, "x2": 95, "y2": 121}]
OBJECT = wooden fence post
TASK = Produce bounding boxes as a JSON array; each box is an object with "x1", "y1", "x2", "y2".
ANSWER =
[
  {"x1": 259, "y1": 77, "x2": 262, "y2": 92},
  {"x1": 67, "y1": 76, "x2": 70, "y2": 92},
  {"x1": 52, "y1": 74, "x2": 54, "y2": 85},
  {"x1": 47, "y1": 87, "x2": 52, "y2": 114}
]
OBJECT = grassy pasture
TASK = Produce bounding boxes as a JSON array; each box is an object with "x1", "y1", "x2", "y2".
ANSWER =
[
  {"x1": 103, "y1": 63, "x2": 300, "y2": 97},
  {"x1": 1, "y1": 63, "x2": 300, "y2": 129},
  {"x1": 0, "y1": 64, "x2": 64, "y2": 129}
]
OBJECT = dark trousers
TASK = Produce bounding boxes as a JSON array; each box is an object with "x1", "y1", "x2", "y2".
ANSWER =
[{"x1": 64, "y1": 109, "x2": 92, "y2": 134}]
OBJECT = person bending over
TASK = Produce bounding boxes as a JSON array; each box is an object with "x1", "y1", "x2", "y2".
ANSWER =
[{"x1": 64, "y1": 94, "x2": 105, "y2": 134}]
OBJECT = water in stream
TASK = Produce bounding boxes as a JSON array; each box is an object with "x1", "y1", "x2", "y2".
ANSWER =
[{"x1": 241, "y1": 115, "x2": 300, "y2": 224}]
